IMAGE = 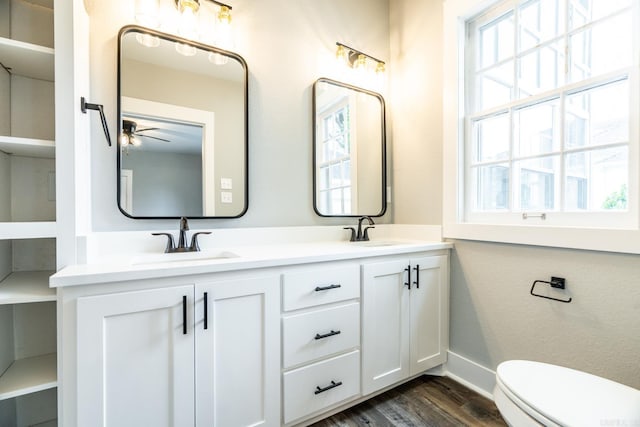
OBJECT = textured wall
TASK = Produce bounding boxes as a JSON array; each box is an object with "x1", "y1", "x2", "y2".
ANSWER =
[
  {"x1": 389, "y1": 0, "x2": 443, "y2": 225},
  {"x1": 450, "y1": 240, "x2": 640, "y2": 388}
]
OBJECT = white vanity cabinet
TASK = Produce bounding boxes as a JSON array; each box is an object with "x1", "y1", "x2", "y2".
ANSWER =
[
  {"x1": 74, "y1": 273, "x2": 280, "y2": 427},
  {"x1": 56, "y1": 242, "x2": 451, "y2": 426},
  {"x1": 361, "y1": 254, "x2": 449, "y2": 395},
  {"x1": 281, "y1": 262, "x2": 361, "y2": 425}
]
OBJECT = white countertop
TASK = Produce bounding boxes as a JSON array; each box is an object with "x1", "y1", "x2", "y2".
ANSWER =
[{"x1": 50, "y1": 239, "x2": 452, "y2": 288}]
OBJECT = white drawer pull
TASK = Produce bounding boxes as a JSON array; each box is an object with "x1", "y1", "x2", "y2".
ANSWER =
[
  {"x1": 314, "y1": 380, "x2": 343, "y2": 395},
  {"x1": 314, "y1": 330, "x2": 341, "y2": 340}
]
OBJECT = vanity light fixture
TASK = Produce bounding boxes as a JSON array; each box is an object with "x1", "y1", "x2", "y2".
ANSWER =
[
  {"x1": 335, "y1": 42, "x2": 386, "y2": 75},
  {"x1": 171, "y1": 0, "x2": 234, "y2": 59}
]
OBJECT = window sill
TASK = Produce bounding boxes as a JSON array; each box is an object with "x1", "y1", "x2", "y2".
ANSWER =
[{"x1": 443, "y1": 222, "x2": 640, "y2": 254}]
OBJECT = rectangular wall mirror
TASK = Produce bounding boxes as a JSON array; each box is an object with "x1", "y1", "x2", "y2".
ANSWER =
[
  {"x1": 313, "y1": 78, "x2": 387, "y2": 217},
  {"x1": 117, "y1": 25, "x2": 248, "y2": 219}
]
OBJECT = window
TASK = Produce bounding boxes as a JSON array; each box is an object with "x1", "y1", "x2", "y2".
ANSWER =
[
  {"x1": 317, "y1": 100, "x2": 353, "y2": 215},
  {"x1": 463, "y1": 0, "x2": 637, "y2": 227}
]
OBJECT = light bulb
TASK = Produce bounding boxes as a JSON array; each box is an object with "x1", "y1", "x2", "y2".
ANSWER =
[
  {"x1": 176, "y1": 42, "x2": 197, "y2": 56},
  {"x1": 135, "y1": 33, "x2": 160, "y2": 48},
  {"x1": 336, "y1": 44, "x2": 347, "y2": 62},
  {"x1": 375, "y1": 61, "x2": 385, "y2": 74},
  {"x1": 214, "y1": 5, "x2": 233, "y2": 51},
  {"x1": 135, "y1": 0, "x2": 160, "y2": 28},
  {"x1": 177, "y1": 0, "x2": 199, "y2": 40},
  {"x1": 354, "y1": 54, "x2": 366, "y2": 70},
  {"x1": 208, "y1": 52, "x2": 229, "y2": 65},
  {"x1": 130, "y1": 136, "x2": 141, "y2": 147},
  {"x1": 120, "y1": 134, "x2": 130, "y2": 146}
]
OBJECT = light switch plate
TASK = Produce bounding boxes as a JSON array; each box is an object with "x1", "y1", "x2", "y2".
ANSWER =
[
  {"x1": 221, "y1": 178, "x2": 233, "y2": 190},
  {"x1": 221, "y1": 191, "x2": 233, "y2": 203}
]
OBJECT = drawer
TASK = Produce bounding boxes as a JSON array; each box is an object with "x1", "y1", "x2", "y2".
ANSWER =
[
  {"x1": 283, "y1": 350, "x2": 360, "y2": 424},
  {"x1": 282, "y1": 263, "x2": 359, "y2": 311},
  {"x1": 283, "y1": 302, "x2": 360, "y2": 368}
]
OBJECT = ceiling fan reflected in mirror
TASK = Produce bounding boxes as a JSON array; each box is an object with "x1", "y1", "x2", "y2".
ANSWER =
[{"x1": 120, "y1": 119, "x2": 171, "y2": 147}]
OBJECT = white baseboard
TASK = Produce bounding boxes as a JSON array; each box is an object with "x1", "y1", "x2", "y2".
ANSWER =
[{"x1": 444, "y1": 351, "x2": 496, "y2": 400}]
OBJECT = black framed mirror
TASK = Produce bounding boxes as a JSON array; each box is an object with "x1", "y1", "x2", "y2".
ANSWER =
[
  {"x1": 312, "y1": 78, "x2": 387, "y2": 217},
  {"x1": 117, "y1": 25, "x2": 248, "y2": 219}
]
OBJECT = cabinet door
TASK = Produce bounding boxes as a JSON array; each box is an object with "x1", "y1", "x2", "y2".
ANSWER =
[
  {"x1": 195, "y1": 275, "x2": 280, "y2": 427},
  {"x1": 361, "y1": 260, "x2": 410, "y2": 395},
  {"x1": 77, "y1": 285, "x2": 195, "y2": 427},
  {"x1": 409, "y1": 255, "x2": 449, "y2": 375}
]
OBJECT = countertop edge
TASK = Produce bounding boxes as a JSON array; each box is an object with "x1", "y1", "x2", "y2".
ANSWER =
[{"x1": 51, "y1": 241, "x2": 453, "y2": 288}]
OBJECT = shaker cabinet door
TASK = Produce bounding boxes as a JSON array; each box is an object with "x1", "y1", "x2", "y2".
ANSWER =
[
  {"x1": 195, "y1": 275, "x2": 280, "y2": 427},
  {"x1": 409, "y1": 255, "x2": 448, "y2": 375},
  {"x1": 77, "y1": 285, "x2": 195, "y2": 427},
  {"x1": 361, "y1": 260, "x2": 410, "y2": 395}
]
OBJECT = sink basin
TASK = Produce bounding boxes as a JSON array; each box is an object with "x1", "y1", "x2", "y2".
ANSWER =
[{"x1": 131, "y1": 250, "x2": 239, "y2": 266}]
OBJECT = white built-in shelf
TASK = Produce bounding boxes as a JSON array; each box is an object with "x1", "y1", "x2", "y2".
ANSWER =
[
  {"x1": 0, "y1": 136, "x2": 55, "y2": 158},
  {"x1": 0, "y1": 271, "x2": 55, "y2": 305},
  {"x1": 0, "y1": 353, "x2": 57, "y2": 401},
  {"x1": 0, "y1": 222, "x2": 57, "y2": 239},
  {"x1": 0, "y1": 37, "x2": 54, "y2": 81}
]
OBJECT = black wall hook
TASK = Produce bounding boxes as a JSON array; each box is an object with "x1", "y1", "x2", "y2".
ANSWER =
[
  {"x1": 80, "y1": 97, "x2": 112, "y2": 146},
  {"x1": 530, "y1": 277, "x2": 572, "y2": 303}
]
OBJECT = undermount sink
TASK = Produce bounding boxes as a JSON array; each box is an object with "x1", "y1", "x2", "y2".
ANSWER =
[{"x1": 131, "y1": 250, "x2": 240, "y2": 266}]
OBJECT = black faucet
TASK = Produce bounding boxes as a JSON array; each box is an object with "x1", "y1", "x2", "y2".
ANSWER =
[
  {"x1": 152, "y1": 217, "x2": 211, "y2": 253},
  {"x1": 344, "y1": 216, "x2": 375, "y2": 242}
]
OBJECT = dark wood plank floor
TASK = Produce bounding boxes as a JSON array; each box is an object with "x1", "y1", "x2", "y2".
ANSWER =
[{"x1": 310, "y1": 375, "x2": 507, "y2": 427}]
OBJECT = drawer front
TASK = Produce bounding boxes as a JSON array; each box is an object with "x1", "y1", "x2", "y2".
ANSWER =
[
  {"x1": 283, "y1": 302, "x2": 360, "y2": 368},
  {"x1": 282, "y1": 264, "x2": 360, "y2": 311},
  {"x1": 283, "y1": 350, "x2": 360, "y2": 424}
]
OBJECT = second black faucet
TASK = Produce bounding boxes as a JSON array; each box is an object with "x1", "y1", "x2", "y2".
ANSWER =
[{"x1": 344, "y1": 216, "x2": 375, "y2": 242}]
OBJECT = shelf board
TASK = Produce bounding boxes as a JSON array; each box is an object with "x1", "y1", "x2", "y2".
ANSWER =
[
  {"x1": 0, "y1": 271, "x2": 55, "y2": 305},
  {"x1": 0, "y1": 353, "x2": 57, "y2": 401},
  {"x1": 0, "y1": 37, "x2": 54, "y2": 81},
  {"x1": 0, "y1": 222, "x2": 57, "y2": 239},
  {"x1": 0, "y1": 136, "x2": 55, "y2": 158}
]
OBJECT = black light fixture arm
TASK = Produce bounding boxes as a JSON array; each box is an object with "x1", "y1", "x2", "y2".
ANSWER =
[
  {"x1": 175, "y1": 0, "x2": 232, "y2": 10},
  {"x1": 80, "y1": 97, "x2": 112, "y2": 147},
  {"x1": 336, "y1": 42, "x2": 385, "y2": 66},
  {"x1": 207, "y1": 0, "x2": 232, "y2": 9}
]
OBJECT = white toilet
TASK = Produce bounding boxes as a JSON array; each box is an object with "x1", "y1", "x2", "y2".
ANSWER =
[{"x1": 494, "y1": 360, "x2": 640, "y2": 427}]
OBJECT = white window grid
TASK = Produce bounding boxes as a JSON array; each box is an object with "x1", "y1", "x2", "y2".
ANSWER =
[
  {"x1": 317, "y1": 98, "x2": 353, "y2": 215},
  {"x1": 463, "y1": 0, "x2": 638, "y2": 225}
]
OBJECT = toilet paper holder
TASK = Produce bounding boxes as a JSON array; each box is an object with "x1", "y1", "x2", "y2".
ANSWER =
[{"x1": 530, "y1": 277, "x2": 572, "y2": 303}]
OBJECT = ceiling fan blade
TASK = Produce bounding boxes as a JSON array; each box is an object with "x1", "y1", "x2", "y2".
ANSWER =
[
  {"x1": 139, "y1": 135, "x2": 171, "y2": 142},
  {"x1": 135, "y1": 127, "x2": 160, "y2": 133}
]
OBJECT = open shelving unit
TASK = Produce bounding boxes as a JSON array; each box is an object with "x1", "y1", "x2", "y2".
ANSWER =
[
  {"x1": 0, "y1": 0, "x2": 58, "y2": 425},
  {"x1": 0, "y1": 353, "x2": 57, "y2": 401},
  {"x1": 0, "y1": 271, "x2": 56, "y2": 304}
]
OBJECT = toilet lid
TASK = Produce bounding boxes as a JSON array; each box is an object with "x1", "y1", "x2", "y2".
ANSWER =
[{"x1": 497, "y1": 360, "x2": 640, "y2": 427}]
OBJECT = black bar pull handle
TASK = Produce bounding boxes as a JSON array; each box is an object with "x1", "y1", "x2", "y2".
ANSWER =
[
  {"x1": 203, "y1": 292, "x2": 208, "y2": 330},
  {"x1": 413, "y1": 264, "x2": 420, "y2": 289},
  {"x1": 80, "y1": 97, "x2": 112, "y2": 146},
  {"x1": 314, "y1": 330, "x2": 341, "y2": 340},
  {"x1": 404, "y1": 265, "x2": 411, "y2": 289},
  {"x1": 182, "y1": 295, "x2": 187, "y2": 335},
  {"x1": 315, "y1": 284, "x2": 341, "y2": 292},
  {"x1": 314, "y1": 380, "x2": 343, "y2": 395}
]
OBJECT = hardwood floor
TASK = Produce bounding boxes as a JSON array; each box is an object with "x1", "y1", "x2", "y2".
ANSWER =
[{"x1": 310, "y1": 375, "x2": 507, "y2": 427}]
